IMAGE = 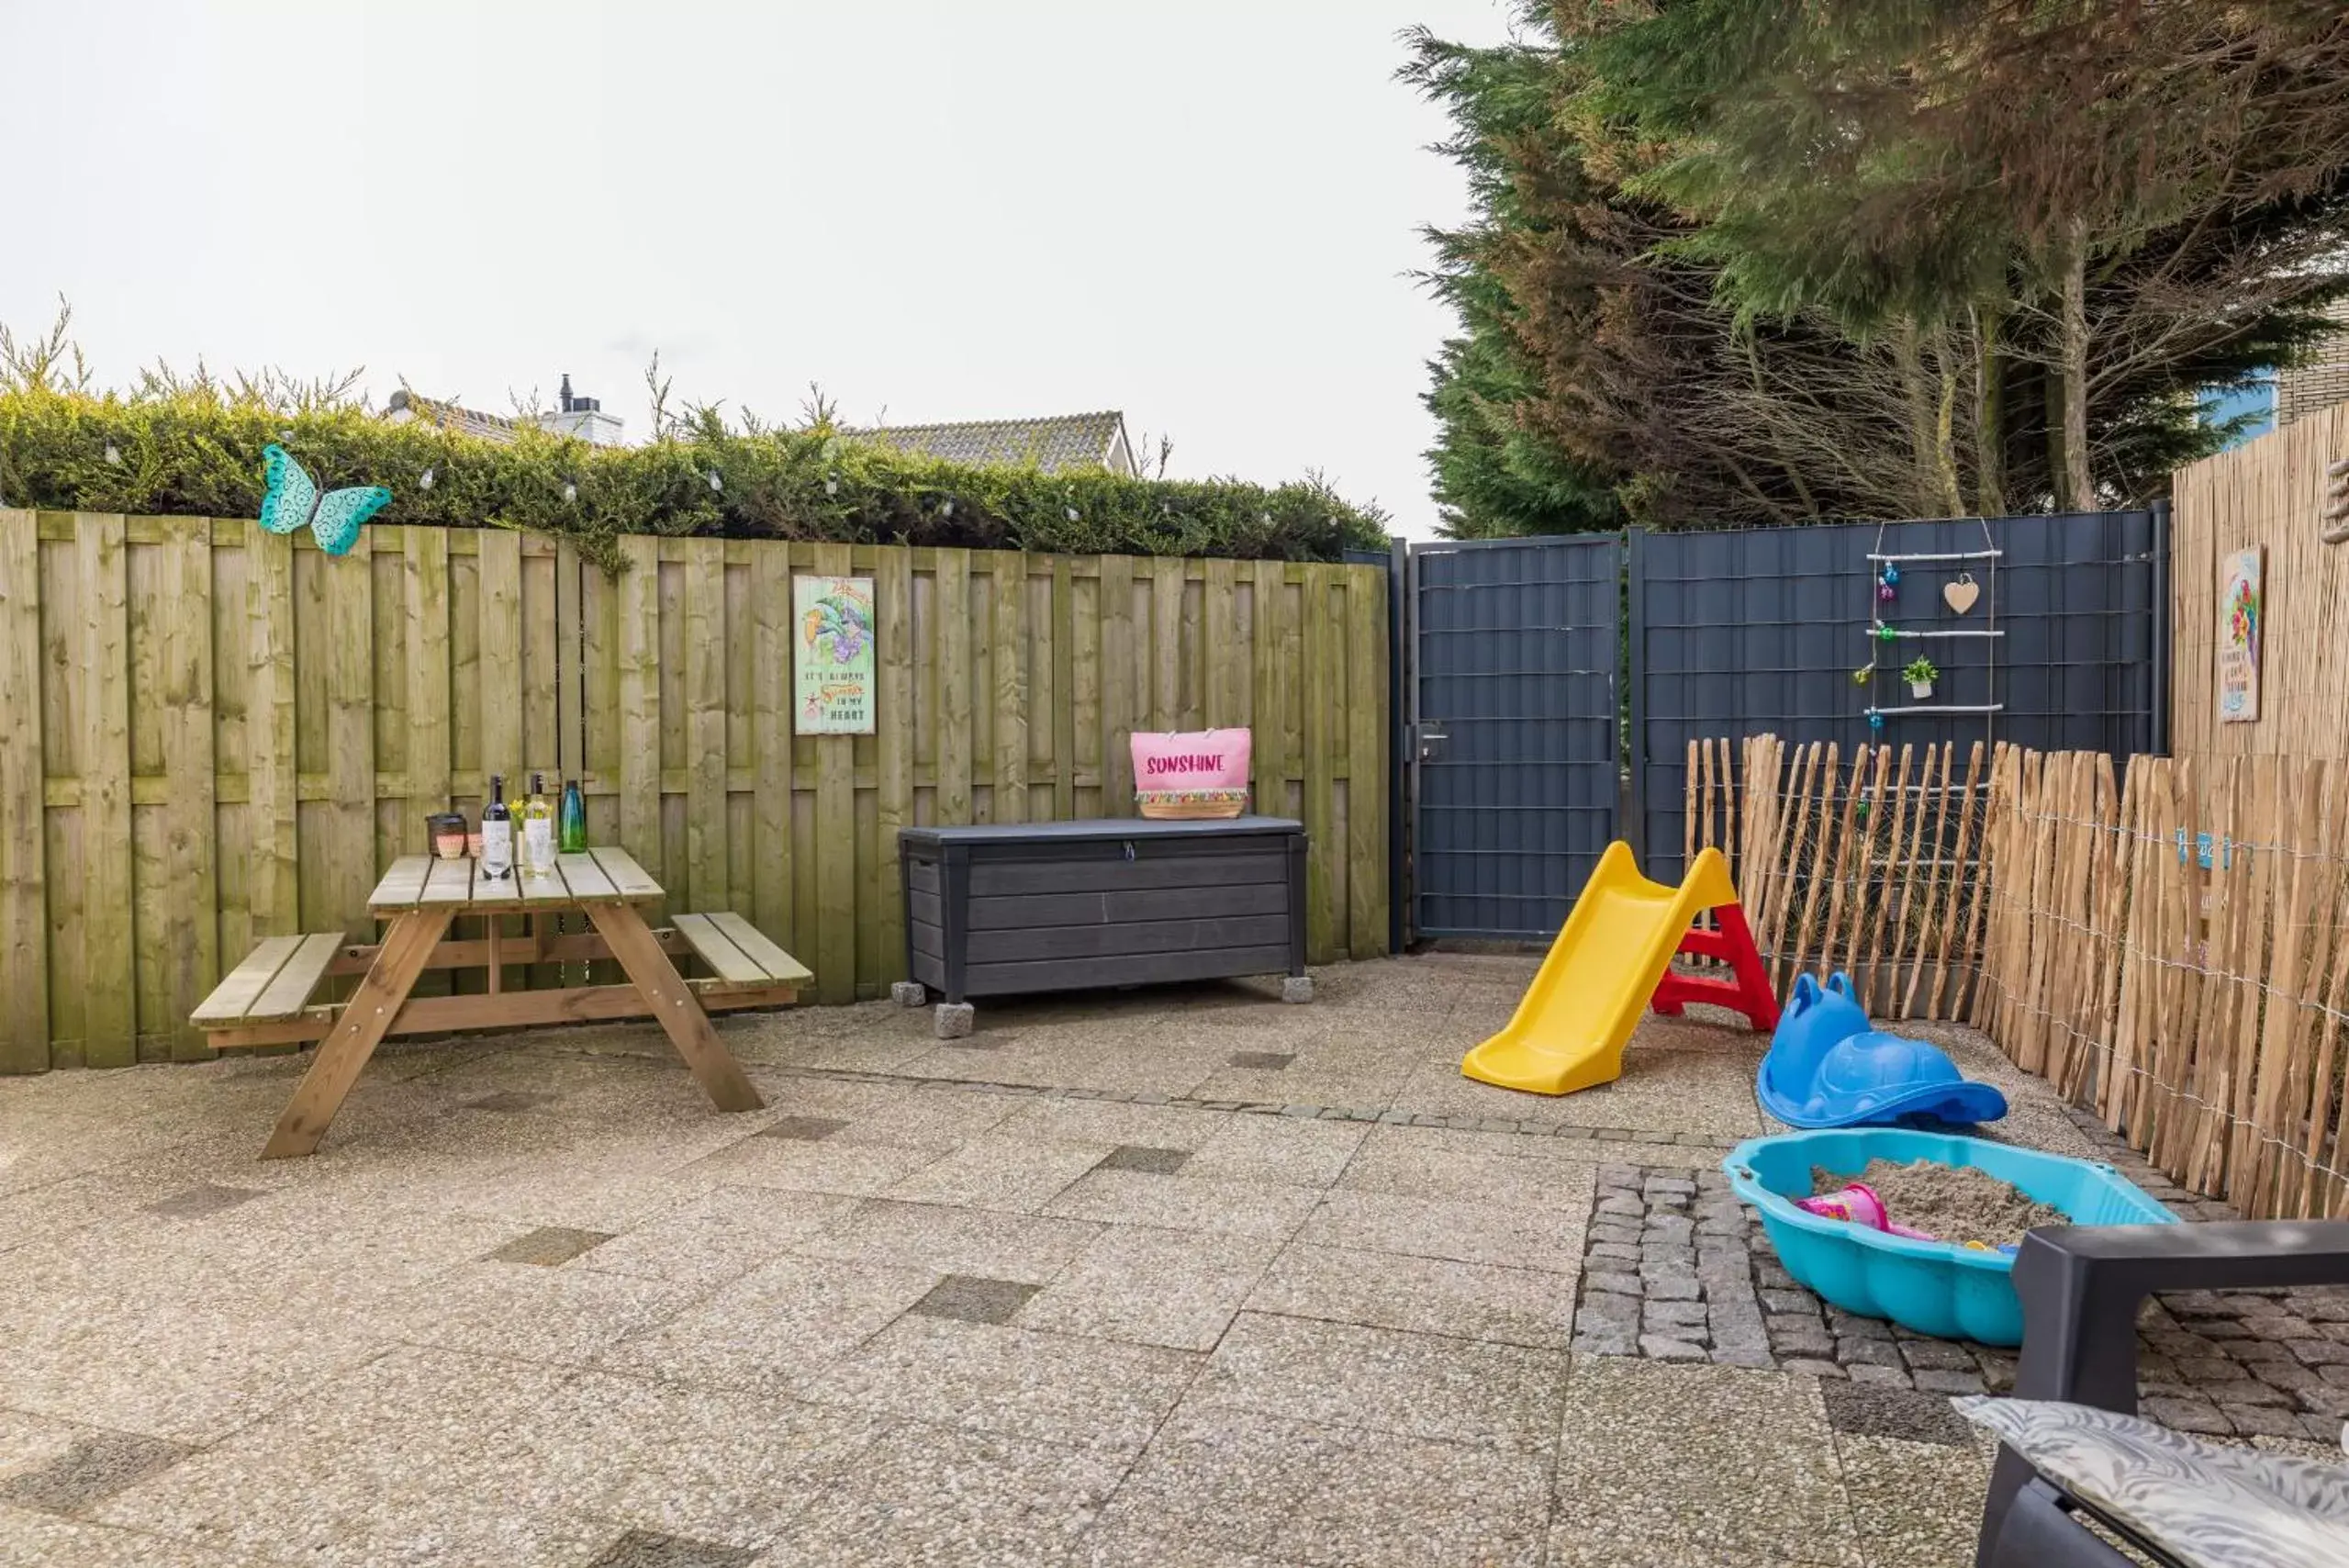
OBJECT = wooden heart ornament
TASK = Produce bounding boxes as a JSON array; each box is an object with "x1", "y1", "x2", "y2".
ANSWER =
[{"x1": 1943, "y1": 573, "x2": 1981, "y2": 615}]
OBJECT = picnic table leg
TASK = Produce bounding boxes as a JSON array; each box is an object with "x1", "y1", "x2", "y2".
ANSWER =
[
  {"x1": 262, "y1": 908, "x2": 453, "y2": 1159},
  {"x1": 586, "y1": 902, "x2": 766, "y2": 1113}
]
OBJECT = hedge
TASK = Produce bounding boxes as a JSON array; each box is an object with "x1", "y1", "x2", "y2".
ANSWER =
[{"x1": 0, "y1": 388, "x2": 1391, "y2": 572}]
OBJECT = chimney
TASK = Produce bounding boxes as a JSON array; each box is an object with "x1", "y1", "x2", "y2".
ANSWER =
[{"x1": 536, "y1": 371, "x2": 622, "y2": 445}]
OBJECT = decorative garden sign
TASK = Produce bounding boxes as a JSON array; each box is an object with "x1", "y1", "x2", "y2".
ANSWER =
[
  {"x1": 2218, "y1": 545, "x2": 2263, "y2": 724},
  {"x1": 793, "y1": 576, "x2": 876, "y2": 734}
]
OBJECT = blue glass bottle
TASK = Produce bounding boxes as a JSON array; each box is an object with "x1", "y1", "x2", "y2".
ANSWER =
[{"x1": 558, "y1": 778, "x2": 588, "y2": 853}]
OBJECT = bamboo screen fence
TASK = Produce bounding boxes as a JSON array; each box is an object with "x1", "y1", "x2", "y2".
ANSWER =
[
  {"x1": 1685, "y1": 735, "x2": 2349, "y2": 1221},
  {"x1": 0, "y1": 510, "x2": 1390, "y2": 1072},
  {"x1": 2169, "y1": 400, "x2": 2349, "y2": 759}
]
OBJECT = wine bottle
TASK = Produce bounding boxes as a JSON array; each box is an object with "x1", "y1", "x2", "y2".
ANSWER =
[
  {"x1": 558, "y1": 777, "x2": 587, "y2": 854},
  {"x1": 480, "y1": 774, "x2": 514, "y2": 880},
  {"x1": 521, "y1": 771, "x2": 555, "y2": 879}
]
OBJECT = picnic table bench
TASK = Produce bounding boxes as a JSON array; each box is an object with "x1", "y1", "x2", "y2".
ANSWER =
[{"x1": 194, "y1": 846, "x2": 808, "y2": 1158}]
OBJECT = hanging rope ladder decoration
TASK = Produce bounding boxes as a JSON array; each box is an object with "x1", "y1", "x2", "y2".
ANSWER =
[{"x1": 1859, "y1": 517, "x2": 2005, "y2": 737}]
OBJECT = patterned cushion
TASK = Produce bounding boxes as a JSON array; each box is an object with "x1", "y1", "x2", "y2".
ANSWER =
[{"x1": 1956, "y1": 1396, "x2": 2349, "y2": 1568}]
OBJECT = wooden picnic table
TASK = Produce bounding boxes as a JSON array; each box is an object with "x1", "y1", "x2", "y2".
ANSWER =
[{"x1": 200, "y1": 846, "x2": 802, "y2": 1159}]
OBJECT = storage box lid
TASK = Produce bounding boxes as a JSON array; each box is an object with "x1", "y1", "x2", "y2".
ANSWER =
[{"x1": 900, "y1": 815, "x2": 1303, "y2": 847}]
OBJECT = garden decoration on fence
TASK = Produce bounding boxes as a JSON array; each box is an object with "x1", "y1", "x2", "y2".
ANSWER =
[
  {"x1": 258, "y1": 443, "x2": 391, "y2": 556},
  {"x1": 2322, "y1": 454, "x2": 2349, "y2": 544},
  {"x1": 1858, "y1": 517, "x2": 2004, "y2": 735}
]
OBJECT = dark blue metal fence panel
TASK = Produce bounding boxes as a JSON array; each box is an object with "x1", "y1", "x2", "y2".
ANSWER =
[
  {"x1": 1629, "y1": 510, "x2": 2164, "y2": 884},
  {"x1": 1411, "y1": 536, "x2": 1621, "y2": 939}
]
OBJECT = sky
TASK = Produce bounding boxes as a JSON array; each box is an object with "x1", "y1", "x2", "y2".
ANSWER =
[{"x1": 0, "y1": 0, "x2": 1520, "y2": 539}]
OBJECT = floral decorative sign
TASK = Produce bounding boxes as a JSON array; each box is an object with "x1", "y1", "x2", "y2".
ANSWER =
[
  {"x1": 793, "y1": 576, "x2": 876, "y2": 734},
  {"x1": 2217, "y1": 546, "x2": 2262, "y2": 724}
]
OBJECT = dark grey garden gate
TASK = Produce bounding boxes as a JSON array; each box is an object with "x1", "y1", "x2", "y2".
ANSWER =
[{"x1": 1407, "y1": 536, "x2": 1622, "y2": 940}]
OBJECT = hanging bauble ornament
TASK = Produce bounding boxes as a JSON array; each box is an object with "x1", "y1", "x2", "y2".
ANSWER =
[
  {"x1": 1868, "y1": 711, "x2": 1885, "y2": 732},
  {"x1": 1881, "y1": 564, "x2": 1900, "y2": 586},
  {"x1": 1878, "y1": 580, "x2": 1897, "y2": 602}
]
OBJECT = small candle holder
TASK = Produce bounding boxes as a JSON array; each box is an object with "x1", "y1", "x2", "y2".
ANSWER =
[{"x1": 428, "y1": 812, "x2": 469, "y2": 861}]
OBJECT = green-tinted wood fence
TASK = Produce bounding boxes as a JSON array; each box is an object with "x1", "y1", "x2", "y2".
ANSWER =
[{"x1": 0, "y1": 510, "x2": 1390, "y2": 1071}]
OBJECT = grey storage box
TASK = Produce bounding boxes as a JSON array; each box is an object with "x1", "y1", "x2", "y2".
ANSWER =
[{"x1": 899, "y1": 816, "x2": 1309, "y2": 1036}]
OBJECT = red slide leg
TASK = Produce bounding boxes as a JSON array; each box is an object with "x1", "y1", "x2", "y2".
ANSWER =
[{"x1": 1647, "y1": 902, "x2": 1781, "y2": 1031}]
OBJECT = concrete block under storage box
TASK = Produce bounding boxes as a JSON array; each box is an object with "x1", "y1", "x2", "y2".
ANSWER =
[{"x1": 900, "y1": 817, "x2": 1309, "y2": 1010}]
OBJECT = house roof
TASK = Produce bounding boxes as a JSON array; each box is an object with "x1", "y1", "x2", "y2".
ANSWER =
[
  {"x1": 848, "y1": 411, "x2": 1129, "y2": 474},
  {"x1": 384, "y1": 388, "x2": 523, "y2": 443}
]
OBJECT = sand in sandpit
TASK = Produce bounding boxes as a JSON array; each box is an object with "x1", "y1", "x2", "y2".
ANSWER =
[{"x1": 1811, "y1": 1158, "x2": 2066, "y2": 1249}]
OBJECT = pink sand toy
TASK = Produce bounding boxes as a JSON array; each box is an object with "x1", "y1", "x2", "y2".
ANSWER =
[{"x1": 1796, "y1": 1182, "x2": 1937, "y2": 1240}]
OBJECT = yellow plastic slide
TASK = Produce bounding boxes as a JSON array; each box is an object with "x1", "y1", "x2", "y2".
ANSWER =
[{"x1": 1460, "y1": 841, "x2": 1741, "y2": 1096}]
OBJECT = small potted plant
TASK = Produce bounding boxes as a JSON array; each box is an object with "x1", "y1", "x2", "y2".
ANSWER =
[{"x1": 1903, "y1": 655, "x2": 1939, "y2": 700}]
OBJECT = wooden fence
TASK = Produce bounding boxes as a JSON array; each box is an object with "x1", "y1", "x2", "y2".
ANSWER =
[
  {"x1": 1974, "y1": 749, "x2": 2349, "y2": 1221},
  {"x1": 1689, "y1": 733, "x2": 2349, "y2": 1220},
  {"x1": 2170, "y1": 400, "x2": 2349, "y2": 759},
  {"x1": 1685, "y1": 734, "x2": 1995, "y2": 1021},
  {"x1": 0, "y1": 510, "x2": 1389, "y2": 1073}
]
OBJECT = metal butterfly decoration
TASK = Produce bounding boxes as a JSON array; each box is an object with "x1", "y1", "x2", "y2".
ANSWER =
[{"x1": 259, "y1": 443, "x2": 390, "y2": 555}]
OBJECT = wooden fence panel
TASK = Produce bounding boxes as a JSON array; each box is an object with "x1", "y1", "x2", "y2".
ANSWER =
[
  {"x1": 0, "y1": 516, "x2": 1392, "y2": 1069},
  {"x1": 0, "y1": 510, "x2": 46, "y2": 1072}
]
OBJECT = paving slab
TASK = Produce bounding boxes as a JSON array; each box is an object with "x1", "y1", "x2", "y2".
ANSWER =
[
  {"x1": 1297, "y1": 1187, "x2": 1584, "y2": 1273},
  {"x1": 498, "y1": 1374, "x2": 885, "y2": 1549},
  {"x1": 1835, "y1": 1431, "x2": 1996, "y2": 1568},
  {"x1": 1180, "y1": 1116, "x2": 1368, "y2": 1189},
  {"x1": 88, "y1": 1347, "x2": 604, "y2": 1568},
  {"x1": 797, "y1": 1315, "x2": 1202, "y2": 1459},
  {"x1": 1188, "y1": 1312, "x2": 1568, "y2": 1452},
  {"x1": 785, "y1": 1421, "x2": 1123, "y2": 1566},
  {"x1": 1247, "y1": 1242, "x2": 1577, "y2": 1350},
  {"x1": 576, "y1": 1185, "x2": 860, "y2": 1289},
  {"x1": 792, "y1": 1196, "x2": 1101, "y2": 1282},
  {"x1": 1022, "y1": 1225, "x2": 1285, "y2": 1350},
  {"x1": 1045, "y1": 1169, "x2": 1323, "y2": 1240},
  {"x1": 590, "y1": 1253, "x2": 937, "y2": 1394},
  {"x1": 879, "y1": 1133, "x2": 1116, "y2": 1213},
  {"x1": 1552, "y1": 1357, "x2": 1861, "y2": 1566}
]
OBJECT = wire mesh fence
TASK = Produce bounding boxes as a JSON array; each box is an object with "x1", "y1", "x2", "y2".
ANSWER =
[{"x1": 1693, "y1": 734, "x2": 2349, "y2": 1221}]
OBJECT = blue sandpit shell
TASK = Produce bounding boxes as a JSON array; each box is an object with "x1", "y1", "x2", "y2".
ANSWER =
[
  {"x1": 1725, "y1": 1127, "x2": 2176, "y2": 1343},
  {"x1": 1758, "y1": 972, "x2": 2009, "y2": 1129}
]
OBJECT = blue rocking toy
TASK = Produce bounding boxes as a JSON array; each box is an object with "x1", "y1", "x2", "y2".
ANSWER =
[{"x1": 1756, "y1": 972, "x2": 2008, "y2": 1129}]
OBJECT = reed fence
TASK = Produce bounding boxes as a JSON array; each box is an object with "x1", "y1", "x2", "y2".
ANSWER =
[
  {"x1": 2169, "y1": 400, "x2": 2349, "y2": 760},
  {"x1": 0, "y1": 510, "x2": 1389, "y2": 1073}
]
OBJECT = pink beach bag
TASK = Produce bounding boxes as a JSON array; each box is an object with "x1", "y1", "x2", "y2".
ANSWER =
[{"x1": 1130, "y1": 729, "x2": 1252, "y2": 819}]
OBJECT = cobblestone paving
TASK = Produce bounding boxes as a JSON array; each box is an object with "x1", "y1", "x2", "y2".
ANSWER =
[{"x1": 1569, "y1": 1107, "x2": 2349, "y2": 1443}]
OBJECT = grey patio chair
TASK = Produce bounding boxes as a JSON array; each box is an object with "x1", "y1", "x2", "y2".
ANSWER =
[{"x1": 1968, "y1": 1219, "x2": 2349, "y2": 1567}]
